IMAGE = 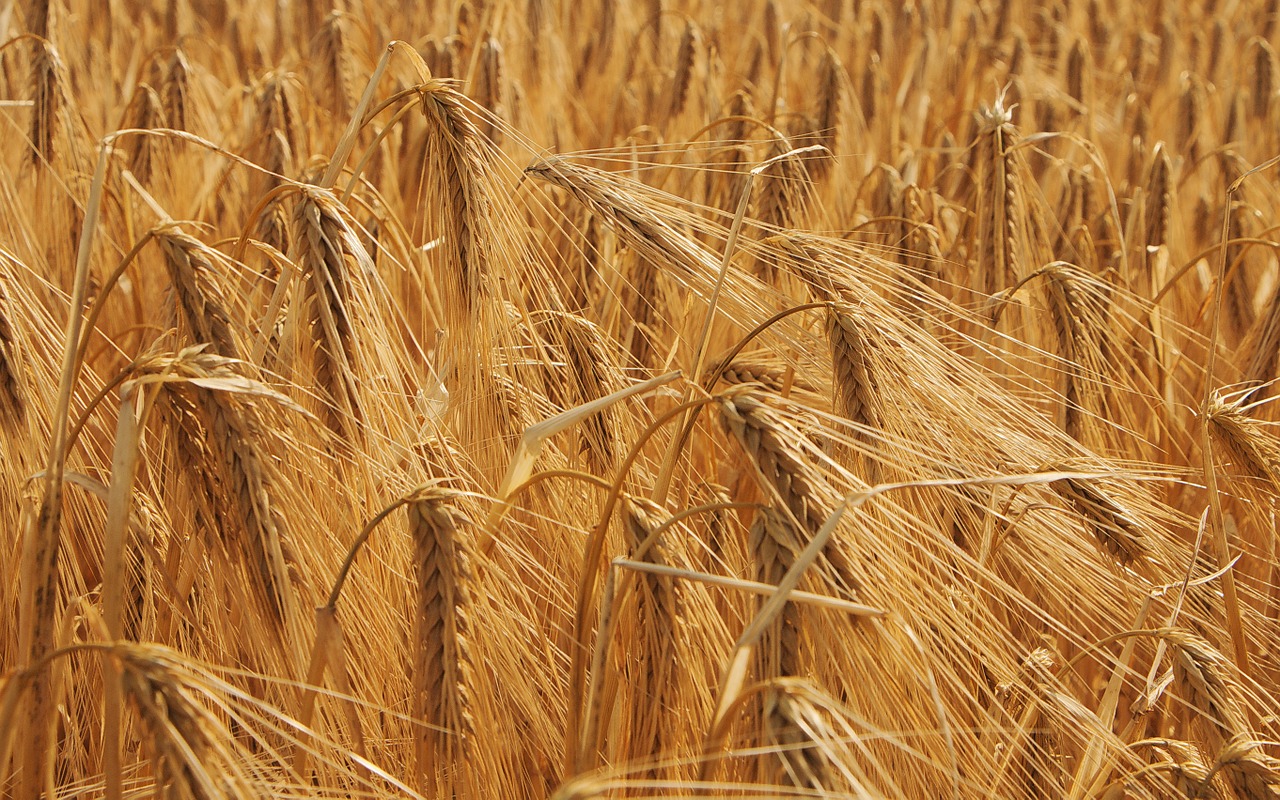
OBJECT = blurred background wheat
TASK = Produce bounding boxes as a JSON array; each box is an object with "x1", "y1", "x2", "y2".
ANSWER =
[{"x1": 1, "y1": 0, "x2": 1279, "y2": 797}]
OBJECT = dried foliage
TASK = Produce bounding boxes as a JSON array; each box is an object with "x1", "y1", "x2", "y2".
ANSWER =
[{"x1": 2, "y1": 2, "x2": 1280, "y2": 799}]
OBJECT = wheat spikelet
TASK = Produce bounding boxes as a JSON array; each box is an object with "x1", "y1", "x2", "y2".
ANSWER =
[
  {"x1": 765, "y1": 231, "x2": 840, "y2": 299},
  {"x1": 156, "y1": 228, "x2": 240, "y2": 360},
  {"x1": 809, "y1": 48, "x2": 842, "y2": 177},
  {"x1": 1159, "y1": 629, "x2": 1251, "y2": 751},
  {"x1": 120, "y1": 84, "x2": 166, "y2": 186},
  {"x1": 28, "y1": 41, "x2": 68, "y2": 170},
  {"x1": 760, "y1": 680, "x2": 837, "y2": 792},
  {"x1": 618, "y1": 498, "x2": 682, "y2": 778},
  {"x1": 1056, "y1": 167, "x2": 1092, "y2": 259},
  {"x1": 422, "y1": 36, "x2": 460, "y2": 79},
  {"x1": 582, "y1": 0, "x2": 616, "y2": 74},
  {"x1": 122, "y1": 646, "x2": 259, "y2": 797},
  {"x1": 1223, "y1": 198, "x2": 1259, "y2": 339},
  {"x1": 1215, "y1": 734, "x2": 1280, "y2": 800},
  {"x1": 0, "y1": 279, "x2": 24, "y2": 426},
  {"x1": 474, "y1": 37, "x2": 506, "y2": 144},
  {"x1": 1177, "y1": 73, "x2": 1205, "y2": 161},
  {"x1": 1225, "y1": 88, "x2": 1248, "y2": 150},
  {"x1": 860, "y1": 54, "x2": 885, "y2": 139},
  {"x1": 249, "y1": 71, "x2": 305, "y2": 183},
  {"x1": 1139, "y1": 739, "x2": 1223, "y2": 799},
  {"x1": 1206, "y1": 392, "x2": 1280, "y2": 494},
  {"x1": 1204, "y1": 18, "x2": 1226, "y2": 83},
  {"x1": 25, "y1": 0, "x2": 51, "y2": 39},
  {"x1": 1036, "y1": 263, "x2": 1112, "y2": 441},
  {"x1": 292, "y1": 187, "x2": 368, "y2": 438},
  {"x1": 710, "y1": 358, "x2": 812, "y2": 394},
  {"x1": 666, "y1": 20, "x2": 698, "y2": 120},
  {"x1": 537, "y1": 310, "x2": 628, "y2": 472},
  {"x1": 407, "y1": 483, "x2": 476, "y2": 790},
  {"x1": 1051, "y1": 473, "x2": 1150, "y2": 566},
  {"x1": 1251, "y1": 37, "x2": 1276, "y2": 121},
  {"x1": 524, "y1": 158, "x2": 721, "y2": 349},
  {"x1": 1067, "y1": 37, "x2": 1091, "y2": 110},
  {"x1": 718, "y1": 386, "x2": 860, "y2": 600},
  {"x1": 145, "y1": 347, "x2": 300, "y2": 626},
  {"x1": 828, "y1": 303, "x2": 882, "y2": 479},
  {"x1": 969, "y1": 98, "x2": 1033, "y2": 296},
  {"x1": 309, "y1": 11, "x2": 358, "y2": 118},
  {"x1": 417, "y1": 80, "x2": 496, "y2": 327},
  {"x1": 995, "y1": 648, "x2": 1066, "y2": 800},
  {"x1": 1143, "y1": 144, "x2": 1173, "y2": 254},
  {"x1": 1243, "y1": 285, "x2": 1280, "y2": 392},
  {"x1": 160, "y1": 49, "x2": 193, "y2": 132},
  {"x1": 750, "y1": 506, "x2": 804, "y2": 680},
  {"x1": 256, "y1": 192, "x2": 294, "y2": 259},
  {"x1": 720, "y1": 387, "x2": 836, "y2": 535},
  {"x1": 753, "y1": 137, "x2": 815, "y2": 271}
]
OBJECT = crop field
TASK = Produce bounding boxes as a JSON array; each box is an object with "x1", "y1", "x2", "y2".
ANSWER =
[{"x1": 1, "y1": 0, "x2": 1279, "y2": 797}]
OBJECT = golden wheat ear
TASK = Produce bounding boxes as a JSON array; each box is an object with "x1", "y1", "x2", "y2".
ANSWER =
[{"x1": 406, "y1": 483, "x2": 476, "y2": 793}]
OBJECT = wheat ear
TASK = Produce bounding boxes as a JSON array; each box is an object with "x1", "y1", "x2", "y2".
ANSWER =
[{"x1": 407, "y1": 483, "x2": 476, "y2": 791}]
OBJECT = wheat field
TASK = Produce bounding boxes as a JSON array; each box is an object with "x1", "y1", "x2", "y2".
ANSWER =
[{"x1": 1, "y1": 0, "x2": 1279, "y2": 797}]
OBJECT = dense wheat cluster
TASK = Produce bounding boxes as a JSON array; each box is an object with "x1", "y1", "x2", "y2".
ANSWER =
[{"x1": 3, "y1": 0, "x2": 1280, "y2": 797}]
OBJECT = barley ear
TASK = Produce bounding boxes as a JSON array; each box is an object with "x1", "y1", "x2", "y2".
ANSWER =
[{"x1": 408, "y1": 484, "x2": 477, "y2": 793}]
